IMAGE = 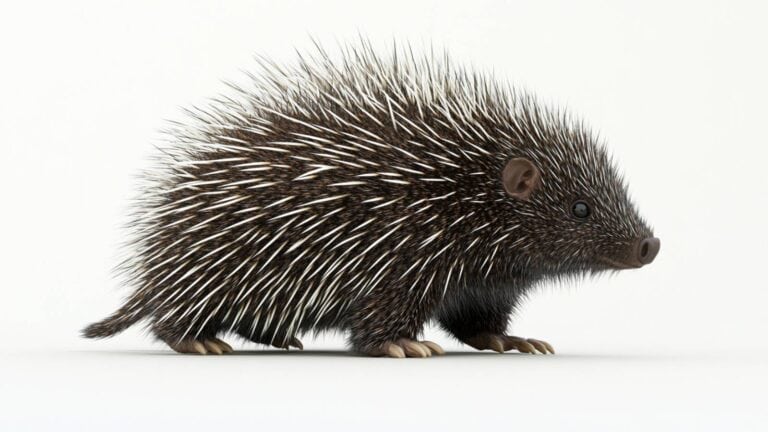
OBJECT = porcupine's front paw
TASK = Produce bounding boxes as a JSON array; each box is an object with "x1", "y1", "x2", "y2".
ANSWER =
[
  {"x1": 365, "y1": 338, "x2": 445, "y2": 358},
  {"x1": 168, "y1": 337, "x2": 234, "y2": 355},
  {"x1": 464, "y1": 333, "x2": 554, "y2": 355}
]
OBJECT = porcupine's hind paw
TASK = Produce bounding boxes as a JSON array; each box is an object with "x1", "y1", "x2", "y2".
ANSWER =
[
  {"x1": 366, "y1": 338, "x2": 445, "y2": 358},
  {"x1": 169, "y1": 338, "x2": 234, "y2": 355},
  {"x1": 465, "y1": 333, "x2": 554, "y2": 355},
  {"x1": 271, "y1": 337, "x2": 304, "y2": 350}
]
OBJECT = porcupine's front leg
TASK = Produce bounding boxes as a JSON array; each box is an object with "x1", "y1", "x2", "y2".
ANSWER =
[
  {"x1": 437, "y1": 284, "x2": 554, "y2": 355},
  {"x1": 348, "y1": 277, "x2": 445, "y2": 358}
]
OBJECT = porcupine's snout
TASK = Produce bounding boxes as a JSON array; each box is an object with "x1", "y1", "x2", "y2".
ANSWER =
[{"x1": 636, "y1": 237, "x2": 660, "y2": 266}]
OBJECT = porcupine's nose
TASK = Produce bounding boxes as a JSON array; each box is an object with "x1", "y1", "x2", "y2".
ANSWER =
[{"x1": 637, "y1": 237, "x2": 660, "y2": 265}]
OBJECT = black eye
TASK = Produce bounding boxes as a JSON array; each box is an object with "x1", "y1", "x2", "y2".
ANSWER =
[{"x1": 572, "y1": 201, "x2": 590, "y2": 219}]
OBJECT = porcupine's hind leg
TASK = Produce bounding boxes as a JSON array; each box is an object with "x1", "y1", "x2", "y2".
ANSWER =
[
  {"x1": 154, "y1": 325, "x2": 234, "y2": 355},
  {"x1": 168, "y1": 337, "x2": 233, "y2": 355},
  {"x1": 347, "y1": 276, "x2": 445, "y2": 358},
  {"x1": 150, "y1": 316, "x2": 234, "y2": 355},
  {"x1": 436, "y1": 283, "x2": 554, "y2": 355}
]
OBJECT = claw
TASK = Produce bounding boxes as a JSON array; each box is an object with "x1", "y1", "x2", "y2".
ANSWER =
[
  {"x1": 399, "y1": 339, "x2": 430, "y2": 357},
  {"x1": 517, "y1": 340, "x2": 536, "y2": 354},
  {"x1": 527, "y1": 339, "x2": 550, "y2": 354},
  {"x1": 169, "y1": 338, "x2": 234, "y2": 355},
  {"x1": 191, "y1": 341, "x2": 207, "y2": 355},
  {"x1": 204, "y1": 340, "x2": 223, "y2": 355},
  {"x1": 488, "y1": 336, "x2": 506, "y2": 354},
  {"x1": 289, "y1": 338, "x2": 304, "y2": 350},
  {"x1": 464, "y1": 333, "x2": 555, "y2": 355},
  {"x1": 213, "y1": 338, "x2": 234, "y2": 353},
  {"x1": 272, "y1": 336, "x2": 304, "y2": 351},
  {"x1": 170, "y1": 340, "x2": 207, "y2": 354},
  {"x1": 369, "y1": 339, "x2": 445, "y2": 358},
  {"x1": 385, "y1": 343, "x2": 406, "y2": 358},
  {"x1": 540, "y1": 340, "x2": 555, "y2": 354},
  {"x1": 421, "y1": 340, "x2": 445, "y2": 355}
]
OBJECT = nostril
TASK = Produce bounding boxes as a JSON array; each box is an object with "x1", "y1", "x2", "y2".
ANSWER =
[
  {"x1": 637, "y1": 237, "x2": 660, "y2": 265},
  {"x1": 640, "y1": 242, "x2": 649, "y2": 258}
]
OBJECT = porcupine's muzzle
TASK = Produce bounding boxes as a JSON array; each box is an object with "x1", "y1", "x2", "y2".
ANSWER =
[
  {"x1": 636, "y1": 237, "x2": 660, "y2": 266},
  {"x1": 598, "y1": 237, "x2": 660, "y2": 269}
]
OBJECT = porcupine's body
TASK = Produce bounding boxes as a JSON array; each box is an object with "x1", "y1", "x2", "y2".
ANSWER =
[{"x1": 83, "y1": 43, "x2": 660, "y2": 357}]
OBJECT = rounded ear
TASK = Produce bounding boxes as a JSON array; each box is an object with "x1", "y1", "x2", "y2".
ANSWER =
[{"x1": 502, "y1": 158, "x2": 541, "y2": 200}]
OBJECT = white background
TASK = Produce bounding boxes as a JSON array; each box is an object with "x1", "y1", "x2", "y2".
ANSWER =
[{"x1": 1, "y1": 0, "x2": 767, "y2": 430}]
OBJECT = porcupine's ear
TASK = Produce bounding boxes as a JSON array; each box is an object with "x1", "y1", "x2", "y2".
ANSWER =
[{"x1": 502, "y1": 158, "x2": 541, "y2": 200}]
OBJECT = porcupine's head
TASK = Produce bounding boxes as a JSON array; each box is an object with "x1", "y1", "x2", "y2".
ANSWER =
[{"x1": 493, "y1": 104, "x2": 659, "y2": 276}]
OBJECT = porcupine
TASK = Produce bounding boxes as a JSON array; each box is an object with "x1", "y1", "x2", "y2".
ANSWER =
[{"x1": 83, "y1": 42, "x2": 660, "y2": 357}]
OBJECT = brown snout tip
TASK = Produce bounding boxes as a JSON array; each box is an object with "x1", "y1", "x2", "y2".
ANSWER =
[{"x1": 637, "y1": 237, "x2": 660, "y2": 265}]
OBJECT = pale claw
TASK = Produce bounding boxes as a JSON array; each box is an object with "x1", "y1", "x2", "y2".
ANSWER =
[
  {"x1": 421, "y1": 340, "x2": 445, "y2": 355},
  {"x1": 526, "y1": 338, "x2": 552, "y2": 355},
  {"x1": 504, "y1": 336, "x2": 536, "y2": 354},
  {"x1": 517, "y1": 340, "x2": 536, "y2": 354},
  {"x1": 537, "y1": 339, "x2": 555, "y2": 354},
  {"x1": 170, "y1": 340, "x2": 207, "y2": 355},
  {"x1": 212, "y1": 338, "x2": 234, "y2": 353},
  {"x1": 204, "y1": 340, "x2": 223, "y2": 355},
  {"x1": 465, "y1": 333, "x2": 555, "y2": 355},
  {"x1": 190, "y1": 341, "x2": 207, "y2": 355},
  {"x1": 400, "y1": 339, "x2": 430, "y2": 357},
  {"x1": 508, "y1": 337, "x2": 554, "y2": 355},
  {"x1": 384, "y1": 343, "x2": 406, "y2": 358},
  {"x1": 169, "y1": 338, "x2": 234, "y2": 355},
  {"x1": 488, "y1": 336, "x2": 506, "y2": 353},
  {"x1": 370, "y1": 339, "x2": 445, "y2": 358}
]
